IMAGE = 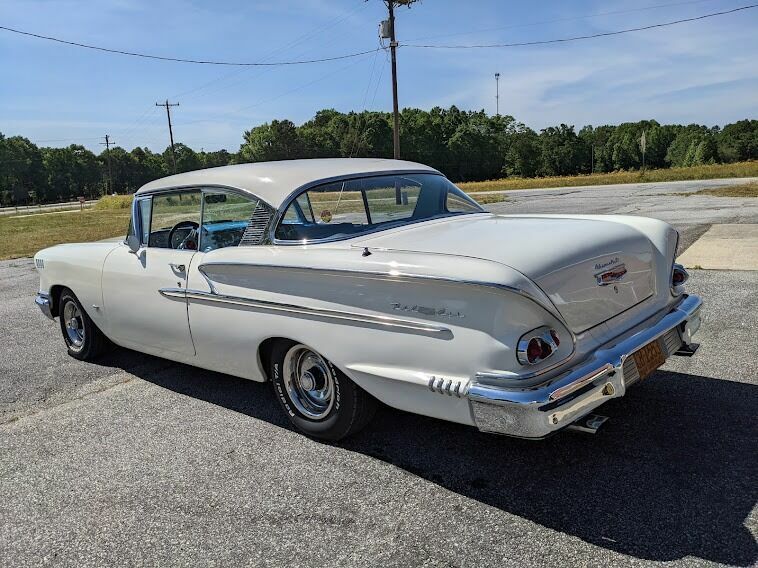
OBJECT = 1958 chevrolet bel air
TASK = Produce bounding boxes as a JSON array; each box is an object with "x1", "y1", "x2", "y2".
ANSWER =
[{"x1": 34, "y1": 158, "x2": 702, "y2": 440}]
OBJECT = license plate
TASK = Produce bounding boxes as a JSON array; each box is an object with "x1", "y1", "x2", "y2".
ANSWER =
[{"x1": 633, "y1": 340, "x2": 666, "y2": 381}]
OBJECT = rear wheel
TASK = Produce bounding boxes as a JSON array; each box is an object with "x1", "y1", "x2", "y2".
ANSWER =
[
  {"x1": 58, "y1": 288, "x2": 108, "y2": 361},
  {"x1": 270, "y1": 341, "x2": 375, "y2": 441}
]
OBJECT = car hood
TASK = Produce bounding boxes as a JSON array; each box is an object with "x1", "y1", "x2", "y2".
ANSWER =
[{"x1": 355, "y1": 214, "x2": 657, "y2": 332}]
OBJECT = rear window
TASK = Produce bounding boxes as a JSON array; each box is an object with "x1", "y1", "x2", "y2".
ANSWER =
[{"x1": 275, "y1": 173, "x2": 483, "y2": 242}]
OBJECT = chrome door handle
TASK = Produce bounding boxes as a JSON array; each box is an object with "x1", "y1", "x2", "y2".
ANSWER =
[{"x1": 170, "y1": 263, "x2": 186, "y2": 272}]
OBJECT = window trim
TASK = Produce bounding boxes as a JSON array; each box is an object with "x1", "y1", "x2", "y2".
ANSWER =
[{"x1": 270, "y1": 171, "x2": 484, "y2": 246}]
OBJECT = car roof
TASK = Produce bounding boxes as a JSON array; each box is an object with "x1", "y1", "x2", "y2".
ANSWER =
[{"x1": 134, "y1": 158, "x2": 440, "y2": 209}]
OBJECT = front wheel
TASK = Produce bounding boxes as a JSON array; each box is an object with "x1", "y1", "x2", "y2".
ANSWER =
[
  {"x1": 58, "y1": 288, "x2": 109, "y2": 361},
  {"x1": 270, "y1": 341, "x2": 375, "y2": 441}
]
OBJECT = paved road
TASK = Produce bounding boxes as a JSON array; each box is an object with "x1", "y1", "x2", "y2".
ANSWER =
[
  {"x1": 1, "y1": 181, "x2": 757, "y2": 567},
  {"x1": 483, "y1": 177, "x2": 758, "y2": 253}
]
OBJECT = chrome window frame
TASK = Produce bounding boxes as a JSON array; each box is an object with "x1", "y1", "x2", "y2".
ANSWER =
[
  {"x1": 269, "y1": 170, "x2": 485, "y2": 246},
  {"x1": 127, "y1": 185, "x2": 275, "y2": 249}
]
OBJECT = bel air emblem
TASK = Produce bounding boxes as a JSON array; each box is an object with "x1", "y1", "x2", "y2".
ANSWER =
[{"x1": 595, "y1": 263, "x2": 627, "y2": 286}]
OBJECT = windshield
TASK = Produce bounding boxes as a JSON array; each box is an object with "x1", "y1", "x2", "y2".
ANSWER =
[{"x1": 275, "y1": 173, "x2": 484, "y2": 242}]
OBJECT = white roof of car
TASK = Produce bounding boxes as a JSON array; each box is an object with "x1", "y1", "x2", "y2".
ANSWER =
[{"x1": 135, "y1": 158, "x2": 439, "y2": 208}]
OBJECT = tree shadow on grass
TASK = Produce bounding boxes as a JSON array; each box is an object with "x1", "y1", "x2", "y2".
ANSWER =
[{"x1": 112, "y1": 350, "x2": 756, "y2": 566}]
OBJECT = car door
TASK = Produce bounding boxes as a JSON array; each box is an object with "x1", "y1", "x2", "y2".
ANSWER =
[
  {"x1": 102, "y1": 189, "x2": 202, "y2": 356},
  {"x1": 184, "y1": 189, "x2": 266, "y2": 377}
]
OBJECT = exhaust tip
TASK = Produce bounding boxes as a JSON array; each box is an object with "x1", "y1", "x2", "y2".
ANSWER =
[{"x1": 566, "y1": 413, "x2": 610, "y2": 434}]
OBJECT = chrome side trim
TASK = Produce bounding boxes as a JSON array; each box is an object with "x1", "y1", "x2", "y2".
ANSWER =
[
  {"x1": 35, "y1": 292, "x2": 54, "y2": 320},
  {"x1": 159, "y1": 287, "x2": 452, "y2": 337}
]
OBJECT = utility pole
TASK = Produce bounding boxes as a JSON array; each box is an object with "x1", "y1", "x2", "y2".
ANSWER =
[
  {"x1": 100, "y1": 134, "x2": 114, "y2": 195},
  {"x1": 495, "y1": 73, "x2": 500, "y2": 116},
  {"x1": 387, "y1": 1, "x2": 400, "y2": 159},
  {"x1": 640, "y1": 130, "x2": 647, "y2": 172},
  {"x1": 156, "y1": 99, "x2": 180, "y2": 173},
  {"x1": 382, "y1": 1, "x2": 418, "y2": 160},
  {"x1": 591, "y1": 144, "x2": 594, "y2": 174}
]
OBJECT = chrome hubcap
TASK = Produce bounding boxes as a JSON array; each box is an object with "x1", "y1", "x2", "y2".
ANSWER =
[
  {"x1": 283, "y1": 345, "x2": 335, "y2": 420},
  {"x1": 62, "y1": 300, "x2": 85, "y2": 349}
]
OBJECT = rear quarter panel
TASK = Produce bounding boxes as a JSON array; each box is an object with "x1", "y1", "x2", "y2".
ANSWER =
[{"x1": 185, "y1": 245, "x2": 572, "y2": 426}]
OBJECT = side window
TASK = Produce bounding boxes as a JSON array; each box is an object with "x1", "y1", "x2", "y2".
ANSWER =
[
  {"x1": 275, "y1": 180, "x2": 369, "y2": 241},
  {"x1": 274, "y1": 173, "x2": 484, "y2": 242},
  {"x1": 148, "y1": 190, "x2": 202, "y2": 249},
  {"x1": 201, "y1": 191, "x2": 259, "y2": 252},
  {"x1": 138, "y1": 198, "x2": 152, "y2": 244},
  {"x1": 126, "y1": 198, "x2": 152, "y2": 245},
  {"x1": 446, "y1": 191, "x2": 482, "y2": 214}
]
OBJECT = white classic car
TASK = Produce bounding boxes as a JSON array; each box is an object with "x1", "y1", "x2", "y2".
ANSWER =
[{"x1": 34, "y1": 158, "x2": 702, "y2": 440}]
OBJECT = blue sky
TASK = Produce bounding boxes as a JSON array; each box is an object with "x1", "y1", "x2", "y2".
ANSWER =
[{"x1": 1, "y1": 0, "x2": 756, "y2": 153}]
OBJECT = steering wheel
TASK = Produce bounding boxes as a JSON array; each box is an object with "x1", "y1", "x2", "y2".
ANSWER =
[{"x1": 168, "y1": 220, "x2": 200, "y2": 250}]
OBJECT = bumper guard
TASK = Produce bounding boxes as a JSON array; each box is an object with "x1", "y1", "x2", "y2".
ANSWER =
[
  {"x1": 468, "y1": 294, "x2": 702, "y2": 438},
  {"x1": 35, "y1": 292, "x2": 54, "y2": 320}
]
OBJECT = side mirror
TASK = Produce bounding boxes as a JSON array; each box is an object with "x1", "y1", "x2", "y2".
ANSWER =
[{"x1": 126, "y1": 234, "x2": 141, "y2": 254}]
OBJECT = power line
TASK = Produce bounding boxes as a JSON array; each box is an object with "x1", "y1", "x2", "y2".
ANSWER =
[
  {"x1": 404, "y1": 0, "x2": 719, "y2": 42},
  {"x1": 0, "y1": 24, "x2": 381, "y2": 66},
  {"x1": 404, "y1": 4, "x2": 758, "y2": 49},
  {"x1": 169, "y1": 1, "x2": 371, "y2": 101},
  {"x1": 174, "y1": 52, "x2": 375, "y2": 128}
]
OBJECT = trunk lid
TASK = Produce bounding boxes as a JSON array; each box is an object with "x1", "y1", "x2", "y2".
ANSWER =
[{"x1": 356, "y1": 214, "x2": 656, "y2": 333}]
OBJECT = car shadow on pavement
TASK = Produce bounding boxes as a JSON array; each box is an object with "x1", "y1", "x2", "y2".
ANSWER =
[{"x1": 119, "y1": 353, "x2": 757, "y2": 566}]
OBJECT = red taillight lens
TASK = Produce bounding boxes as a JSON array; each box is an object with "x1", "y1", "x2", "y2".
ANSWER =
[
  {"x1": 526, "y1": 338, "x2": 542, "y2": 363},
  {"x1": 518, "y1": 327, "x2": 561, "y2": 365},
  {"x1": 550, "y1": 329, "x2": 560, "y2": 346},
  {"x1": 672, "y1": 264, "x2": 689, "y2": 290}
]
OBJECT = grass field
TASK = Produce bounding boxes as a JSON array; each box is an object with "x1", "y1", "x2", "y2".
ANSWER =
[
  {"x1": 457, "y1": 161, "x2": 758, "y2": 193},
  {"x1": 0, "y1": 209, "x2": 130, "y2": 260}
]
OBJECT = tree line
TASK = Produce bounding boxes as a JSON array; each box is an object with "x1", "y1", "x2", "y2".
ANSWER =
[{"x1": 1, "y1": 108, "x2": 756, "y2": 206}]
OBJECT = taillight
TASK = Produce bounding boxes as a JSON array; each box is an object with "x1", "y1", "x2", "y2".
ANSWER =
[
  {"x1": 671, "y1": 263, "x2": 689, "y2": 294},
  {"x1": 526, "y1": 338, "x2": 542, "y2": 363},
  {"x1": 517, "y1": 327, "x2": 561, "y2": 366},
  {"x1": 550, "y1": 329, "x2": 560, "y2": 346}
]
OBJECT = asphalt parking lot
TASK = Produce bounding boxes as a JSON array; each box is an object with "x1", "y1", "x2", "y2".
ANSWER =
[{"x1": 1, "y1": 180, "x2": 757, "y2": 567}]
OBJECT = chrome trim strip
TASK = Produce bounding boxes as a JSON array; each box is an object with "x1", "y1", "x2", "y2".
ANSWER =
[
  {"x1": 35, "y1": 292, "x2": 54, "y2": 320},
  {"x1": 159, "y1": 287, "x2": 452, "y2": 336},
  {"x1": 467, "y1": 294, "x2": 703, "y2": 438},
  {"x1": 134, "y1": 184, "x2": 275, "y2": 211}
]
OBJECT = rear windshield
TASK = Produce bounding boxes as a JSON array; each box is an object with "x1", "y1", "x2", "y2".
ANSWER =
[{"x1": 275, "y1": 173, "x2": 483, "y2": 242}]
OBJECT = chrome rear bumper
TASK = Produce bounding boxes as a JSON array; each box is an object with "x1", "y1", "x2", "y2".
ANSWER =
[
  {"x1": 468, "y1": 294, "x2": 702, "y2": 438},
  {"x1": 35, "y1": 292, "x2": 54, "y2": 319}
]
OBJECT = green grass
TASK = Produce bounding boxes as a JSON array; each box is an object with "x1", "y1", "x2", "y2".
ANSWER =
[
  {"x1": 457, "y1": 161, "x2": 758, "y2": 193},
  {"x1": 0, "y1": 209, "x2": 130, "y2": 260},
  {"x1": 93, "y1": 194, "x2": 133, "y2": 210},
  {"x1": 695, "y1": 181, "x2": 758, "y2": 198}
]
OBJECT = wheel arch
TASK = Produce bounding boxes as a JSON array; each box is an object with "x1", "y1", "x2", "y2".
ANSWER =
[
  {"x1": 49, "y1": 284, "x2": 66, "y2": 317},
  {"x1": 257, "y1": 336, "x2": 295, "y2": 381}
]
